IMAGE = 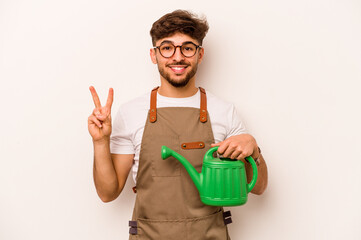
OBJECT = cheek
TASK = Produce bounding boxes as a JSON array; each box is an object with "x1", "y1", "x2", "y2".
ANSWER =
[
  {"x1": 154, "y1": 55, "x2": 164, "y2": 65},
  {"x1": 190, "y1": 58, "x2": 199, "y2": 66}
]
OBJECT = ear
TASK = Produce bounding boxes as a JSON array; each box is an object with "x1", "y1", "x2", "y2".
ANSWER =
[
  {"x1": 150, "y1": 48, "x2": 157, "y2": 64},
  {"x1": 197, "y1": 47, "x2": 205, "y2": 64}
]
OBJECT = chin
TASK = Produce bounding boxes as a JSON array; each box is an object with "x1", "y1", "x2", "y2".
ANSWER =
[
  {"x1": 167, "y1": 78, "x2": 190, "y2": 88},
  {"x1": 159, "y1": 66, "x2": 197, "y2": 88}
]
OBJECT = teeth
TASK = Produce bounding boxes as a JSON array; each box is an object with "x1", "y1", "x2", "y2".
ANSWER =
[{"x1": 172, "y1": 67, "x2": 184, "y2": 70}]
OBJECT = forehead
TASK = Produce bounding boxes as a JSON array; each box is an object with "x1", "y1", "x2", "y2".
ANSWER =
[{"x1": 156, "y1": 33, "x2": 199, "y2": 46}]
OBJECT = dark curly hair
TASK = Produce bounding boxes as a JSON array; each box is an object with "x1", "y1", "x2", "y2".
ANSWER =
[{"x1": 150, "y1": 10, "x2": 209, "y2": 46}]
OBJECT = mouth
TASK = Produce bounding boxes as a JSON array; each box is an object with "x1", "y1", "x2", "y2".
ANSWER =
[{"x1": 168, "y1": 65, "x2": 188, "y2": 74}]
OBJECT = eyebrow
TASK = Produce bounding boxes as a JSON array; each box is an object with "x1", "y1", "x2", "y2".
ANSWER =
[{"x1": 159, "y1": 40, "x2": 198, "y2": 46}]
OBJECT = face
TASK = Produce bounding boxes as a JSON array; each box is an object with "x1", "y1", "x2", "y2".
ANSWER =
[{"x1": 150, "y1": 33, "x2": 204, "y2": 88}]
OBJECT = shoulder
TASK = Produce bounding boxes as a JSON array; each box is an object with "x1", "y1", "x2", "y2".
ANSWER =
[
  {"x1": 113, "y1": 91, "x2": 150, "y2": 126},
  {"x1": 204, "y1": 89, "x2": 247, "y2": 139},
  {"x1": 118, "y1": 91, "x2": 150, "y2": 114},
  {"x1": 205, "y1": 90, "x2": 235, "y2": 113}
]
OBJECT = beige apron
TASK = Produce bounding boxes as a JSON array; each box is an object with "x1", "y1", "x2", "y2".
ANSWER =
[{"x1": 129, "y1": 87, "x2": 232, "y2": 240}]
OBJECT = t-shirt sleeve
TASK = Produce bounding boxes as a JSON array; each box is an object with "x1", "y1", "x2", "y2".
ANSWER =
[
  {"x1": 110, "y1": 107, "x2": 135, "y2": 154},
  {"x1": 226, "y1": 104, "x2": 248, "y2": 138}
]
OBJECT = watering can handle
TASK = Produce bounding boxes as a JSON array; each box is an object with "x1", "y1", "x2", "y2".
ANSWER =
[
  {"x1": 204, "y1": 146, "x2": 220, "y2": 161},
  {"x1": 205, "y1": 146, "x2": 258, "y2": 193},
  {"x1": 245, "y1": 156, "x2": 258, "y2": 193}
]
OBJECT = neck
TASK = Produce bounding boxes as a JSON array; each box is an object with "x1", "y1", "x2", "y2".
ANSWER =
[{"x1": 158, "y1": 78, "x2": 198, "y2": 98}]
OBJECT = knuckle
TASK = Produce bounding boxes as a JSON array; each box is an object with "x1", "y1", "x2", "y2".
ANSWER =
[{"x1": 229, "y1": 142, "x2": 238, "y2": 148}]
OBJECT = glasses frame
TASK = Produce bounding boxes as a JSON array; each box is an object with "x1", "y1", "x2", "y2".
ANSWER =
[{"x1": 154, "y1": 41, "x2": 202, "y2": 58}]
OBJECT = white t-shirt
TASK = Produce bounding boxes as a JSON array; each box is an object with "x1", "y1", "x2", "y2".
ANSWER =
[{"x1": 110, "y1": 89, "x2": 247, "y2": 182}]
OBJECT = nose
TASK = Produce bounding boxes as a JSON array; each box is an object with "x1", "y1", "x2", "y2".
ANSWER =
[{"x1": 172, "y1": 46, "x2": 185, "y2": 61}]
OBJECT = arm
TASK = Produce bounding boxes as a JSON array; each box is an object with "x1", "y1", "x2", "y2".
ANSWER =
[
  {"x1": 88, "y1": 86, "x2": 134, "y2": 202},
  {"x1": 211, "y1": 134, "x2": 268, "y2": 195},
  {"x1": 244, "y1": 148, "x2": 268, "y2": 195},
  {"x1": 92, "y1": 138, "x2": 134, "y2": 202}
]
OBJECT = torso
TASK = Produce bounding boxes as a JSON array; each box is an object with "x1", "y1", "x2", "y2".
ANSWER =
[{"x1": 110, "y1": 88, "x2": 247, "y2": 182}]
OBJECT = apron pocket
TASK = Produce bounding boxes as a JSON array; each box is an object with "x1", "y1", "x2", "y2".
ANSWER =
[
  {"x1": 151, "y1": 141, "x2": 181, "y2": 177},
  {"x1": 136, "y1": 218, "x2": 186, "y2": 240},
  {"x1": 187, "y1": 209, "x2": 229, "y2": 240},
  {"x1": 135, "y1": 210, "x2": 229, "y2": 240}
]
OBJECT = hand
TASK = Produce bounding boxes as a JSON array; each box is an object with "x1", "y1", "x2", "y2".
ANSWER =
[
  {"x1": 211, "y1": 134, "x2": 259, "y2": 160},
  {"x1": 88, "y1": 86, "x2": 114, "y2": 142}
]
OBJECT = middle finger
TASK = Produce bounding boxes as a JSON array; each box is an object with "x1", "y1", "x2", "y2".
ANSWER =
[
  {"x1": 105, "y1": 88, "x2": 114, "y2": 109},
  {"x1": 223, "y1": 145, "x2": 238, "y2": 159}
]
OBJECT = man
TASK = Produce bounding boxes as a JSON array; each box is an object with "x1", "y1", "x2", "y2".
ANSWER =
[{"x1": 88, "y1": 10, "x2": 268, "y2": 240}]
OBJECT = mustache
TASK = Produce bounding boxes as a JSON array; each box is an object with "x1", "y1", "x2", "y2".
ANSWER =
[{"x1": 166, "y1": 61, "x2": 190, "y2": 66}]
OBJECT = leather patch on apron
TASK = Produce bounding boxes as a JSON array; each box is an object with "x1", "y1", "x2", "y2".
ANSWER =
[{"x1": 181, "y1": 141, "x2": 205, "y2": 150}]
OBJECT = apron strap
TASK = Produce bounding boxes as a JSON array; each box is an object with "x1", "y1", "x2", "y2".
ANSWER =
[
  {"x1": 149, "y1": 86, "x2": 207, "y2": 123},
  {"x1": 199, "y1": 87, "x2": 207, "y2": 123},
  {"x1": 149, "y1": 86, "x2": 159, "y2": 123}
]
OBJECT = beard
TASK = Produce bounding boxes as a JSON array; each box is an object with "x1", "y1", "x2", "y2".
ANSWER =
[{"x1": 157, "y1": 61, "x2": 198, "y2": 88}]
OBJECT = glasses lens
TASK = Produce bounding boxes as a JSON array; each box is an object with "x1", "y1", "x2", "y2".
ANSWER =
[
  {"x1": 159, "y1": 43, "x2": 175, "y2": 58},
  {"x1": 181, "y1": 43, "x2": 197, "y2": 57}
]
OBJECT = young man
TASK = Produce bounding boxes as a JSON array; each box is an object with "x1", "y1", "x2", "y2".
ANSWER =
[{"x1": 88, "y1": 10, "x2": 268, "y2": 240}]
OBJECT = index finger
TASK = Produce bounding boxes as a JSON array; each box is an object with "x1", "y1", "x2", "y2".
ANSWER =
[
  {"x1": 105, "y1": 88, "x2": 114, "y2": 108},
  {"x1": 89, "y1": 86, "x2": 101, "y2": 108},
  {"x1": 217, "y1": 140, "x2": 230, "y2": 155}
]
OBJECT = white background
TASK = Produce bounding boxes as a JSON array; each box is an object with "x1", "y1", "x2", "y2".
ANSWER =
[{"x1": 1, "y1": 0, "x2": 360, "y2": 239}]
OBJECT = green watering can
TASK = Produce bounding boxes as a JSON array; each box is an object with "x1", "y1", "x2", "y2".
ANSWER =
[{"x1": 161, "y1": 146, "x2": 258, "y2": 206}]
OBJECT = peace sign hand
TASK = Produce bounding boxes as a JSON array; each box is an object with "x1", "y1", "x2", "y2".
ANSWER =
[{"x1": 88, "y1": 86, "x2": 114, "y2": 142}]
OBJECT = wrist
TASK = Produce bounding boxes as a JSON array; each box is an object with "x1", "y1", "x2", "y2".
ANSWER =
[
  {"x1": 93, "y1": 137, "x2": 110, "y2": 146},
  {"x1": 251, "y1": 147, "x2": 261, "y2": 165}
]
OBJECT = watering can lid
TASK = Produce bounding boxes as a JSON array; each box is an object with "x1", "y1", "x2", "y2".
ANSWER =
[{"x1": 204, "y1": 157, "x2": 244, "y2": 167}]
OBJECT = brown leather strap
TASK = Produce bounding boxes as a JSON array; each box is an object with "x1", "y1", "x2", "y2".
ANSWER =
[
  {"x1": 199, "y1": 87, "x2": 207, "y2": 123},
  {"x1": 150, "y1": 86, "x2": 206, "y2": 123},
  {"x1": 149, "y1": 86, "x2": 159, "y2": 123},
  {"x1": 181, "y1": 141, "x2": 205, "y2": 150}
]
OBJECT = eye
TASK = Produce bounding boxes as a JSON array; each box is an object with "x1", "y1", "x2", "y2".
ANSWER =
[
  {"x1": 182, "y1": 44, "x2": 195, "y2": 52},
  {"x1": 160, "y1": 45, "x2": 173, "y2": 51}
]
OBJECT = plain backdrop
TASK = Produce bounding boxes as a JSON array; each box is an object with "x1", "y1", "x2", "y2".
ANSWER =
[{"x1": 1, "y1": 0, "x2": 360, "y2": 239}]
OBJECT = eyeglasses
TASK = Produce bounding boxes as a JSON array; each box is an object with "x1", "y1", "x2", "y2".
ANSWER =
[{"x1": 154, "y1": 41, "x2": 202, "y2": 58}]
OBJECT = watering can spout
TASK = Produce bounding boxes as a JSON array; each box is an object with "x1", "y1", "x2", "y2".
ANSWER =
[{"x1": 161, "y1": 146, "x2": 201, "y2": 191}]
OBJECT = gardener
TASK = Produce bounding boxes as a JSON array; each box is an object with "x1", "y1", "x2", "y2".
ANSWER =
[{"x1": 88, "y1": 9, "x2": 268, "y2": 240}]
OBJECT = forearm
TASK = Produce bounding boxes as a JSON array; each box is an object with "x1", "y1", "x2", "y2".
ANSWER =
[
  {"x1": 245, "y1": 152, "x2": 268, "y2": 195},
  {"x1": 93, "y1": 138, "x2": 119, "y2": 202}
]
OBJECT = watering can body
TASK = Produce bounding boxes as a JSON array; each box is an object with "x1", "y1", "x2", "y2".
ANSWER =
[{"x1": 161, "y1": 146, "x2": 258, "y2": 206}]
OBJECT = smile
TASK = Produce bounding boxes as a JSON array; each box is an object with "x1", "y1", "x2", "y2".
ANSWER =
[{"x1": 169, "y1": 65, "x2": 188, "y2": 74}]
